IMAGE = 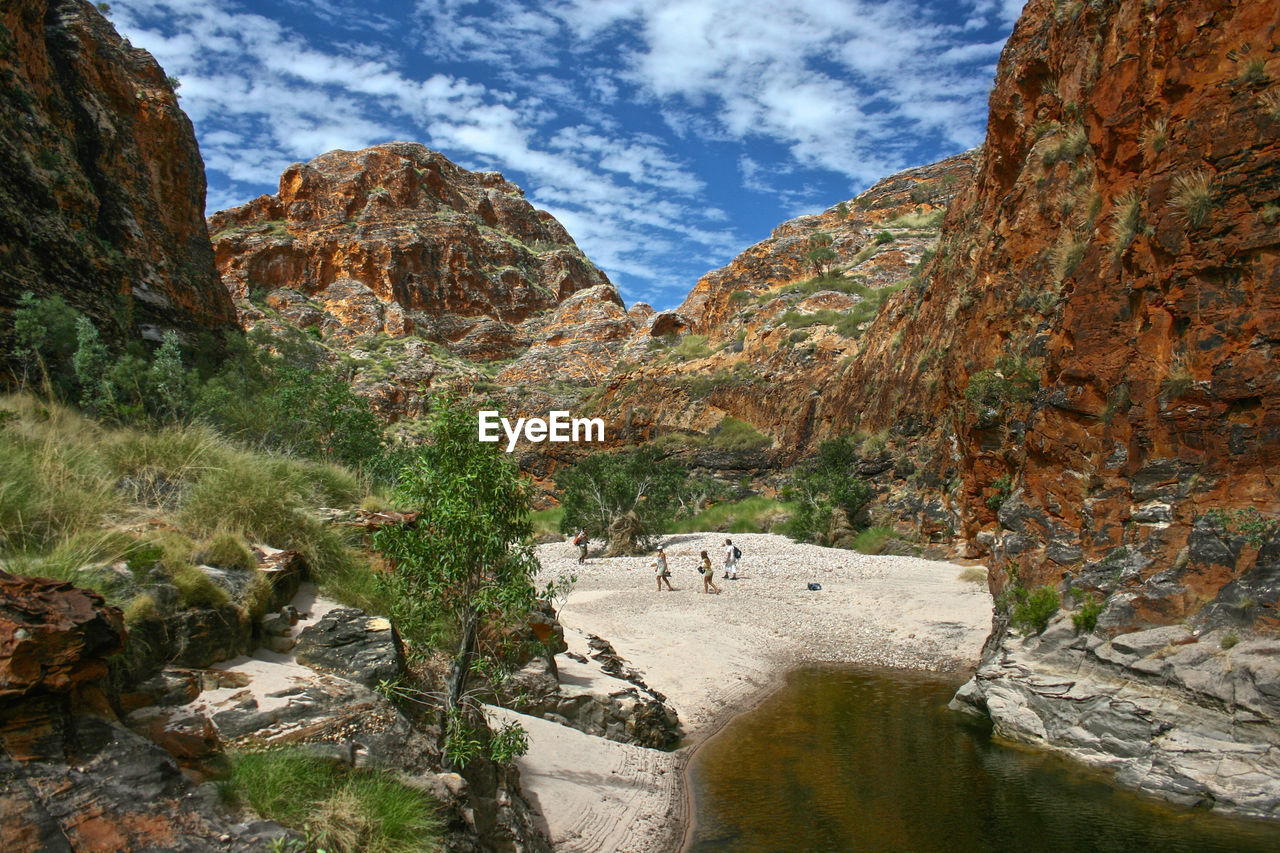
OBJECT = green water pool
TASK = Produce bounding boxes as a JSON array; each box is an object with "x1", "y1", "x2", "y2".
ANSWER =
[{"x1": 686, "y1": 666, "x2": 1280, "y2": 853}]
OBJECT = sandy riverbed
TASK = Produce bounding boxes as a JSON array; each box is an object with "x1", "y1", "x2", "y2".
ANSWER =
[{"x1": 493, "y1": 532, "x2": 995, "y2": 853}]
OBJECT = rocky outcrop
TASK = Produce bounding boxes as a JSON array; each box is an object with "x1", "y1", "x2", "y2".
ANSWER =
[
  {"x1": 500, "y1": 635, "x2": 681, "y2": 750},
  {"x1": 211, "y1": 142, "x2": 613, "y2": 358},
  {"x1": 294, "y1": 607, "x2": 406, "y2": 689},
  {"x1": 0, "y1": 572, "x2": 287, "y2": 850},
  {"x1": 952, "y1": 616, "x2": 1280, "y2": 818},
  {"x1": 559, "y1": 151, "x2": 975, "y2": 465},
  {"x1": 0, "y1": 0, "x2": 236, "y2": 363}
]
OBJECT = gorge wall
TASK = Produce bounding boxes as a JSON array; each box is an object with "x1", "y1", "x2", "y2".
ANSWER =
[
  {"x1": 0, "y1": 0, "x2": 236, "y2": 362},
  {"x1": 807, "y1": 0, "x2": 1279, "y2": 816}
]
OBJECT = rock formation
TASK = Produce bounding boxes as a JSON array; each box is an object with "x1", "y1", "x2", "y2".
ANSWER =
[
  {"x1": 0, "y1": 0, "x2": 236, "y2": 363},
  {"x1": 804, "y1": 0, "x2": 1279, "y2": 815},
  {"x1": 210, "y1": 142, "x2": 613, "y2": 357}
]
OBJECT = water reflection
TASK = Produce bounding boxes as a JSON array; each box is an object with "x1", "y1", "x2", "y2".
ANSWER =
[{"x1": 687, "y1": 667, "x2": 1280, "y2": 853}]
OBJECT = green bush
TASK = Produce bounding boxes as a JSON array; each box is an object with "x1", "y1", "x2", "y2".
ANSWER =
[
  {"x1": 669, "y1": 496, "x2": 793, "y2": 534},
  {"x1": 785, "y1": 434, "x2": 872, "y2": 544},
  {"x1": 1010, "y1": 586, "x2": 1059, "y2": 635},
  {"x1": 1071, "y1": 592, "x2": 1103, "y2": 634},
  {"x1": 964, "y1": 356, "x2": 1039, "y2": 414},
  {"x1": 708, "y1": 417, "x2": 772, "y2": 452}
]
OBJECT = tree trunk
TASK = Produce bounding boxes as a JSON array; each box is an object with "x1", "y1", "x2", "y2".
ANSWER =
[{"x1": 440, "y1": 613, "x2": 479, "y2": 772}]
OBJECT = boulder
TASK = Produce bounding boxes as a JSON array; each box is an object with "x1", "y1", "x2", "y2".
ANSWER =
[{"x1": 294, "y1": 607, "x2": 406, "y2": 688}]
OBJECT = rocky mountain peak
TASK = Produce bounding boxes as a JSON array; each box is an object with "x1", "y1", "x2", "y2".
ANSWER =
[{"x1": 210, "y1": 142, "x2": 614, "y2": 358}]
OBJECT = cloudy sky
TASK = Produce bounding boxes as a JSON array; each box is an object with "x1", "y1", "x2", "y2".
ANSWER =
[{"x1": 110, "y1": 0, "x2": 1023, "y2": 309}]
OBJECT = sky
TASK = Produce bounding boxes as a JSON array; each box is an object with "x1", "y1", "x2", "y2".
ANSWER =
[{"x1": 109, "y1": 0, "x2": 1024, "y2": 310}]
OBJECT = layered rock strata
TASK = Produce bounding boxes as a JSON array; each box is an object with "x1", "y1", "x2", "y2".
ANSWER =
[{"x1": 0, "y1": 0, "x2": 236, "y2": 362}]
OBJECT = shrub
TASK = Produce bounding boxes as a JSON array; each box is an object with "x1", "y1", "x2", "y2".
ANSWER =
[
  {"x1": 1169, "y1": 170, "x2": 1213, "y2": 229},
  {"x1": 1161, "y1": 352, "x2": 1194, "y2": 397},
  {"x1": 849, "y1": 526, "x2": 904, "y2": 555},
  {"x1": 1010, "y1": 586, "x2": 1060, "y2": 635},
  {"x1": 1051, "y1": 234, "x2": 1089, "y2": 281},
  {"x1": 670, "y1": 334, "x2": 711, "y2": 361},
  {"x1": 1239, "y1": 57, "x2": 1268, "y2": 86},
  {"x1": 123, "y1": 593, "x2": 158, "y2": 625},
  {"x1": 958, "y1": 567, "x2": 988, "y2": 585},
  {"x1": 875, "y1": 231, "x2": 895, "y2": 245},
  {"x1": 785, "y1": 434, "x2": 872, "y2": 544},
  {"x1": 986, "y1": 474, "x2": 1013, "y2": 510},
  {"x1": 884, "y1": 209, "x2": 946, "y2": 229},
  {"x1": 1071, "y1": 592, "x2": 1103, "y2": 634},
  {"x1": 708, "y1": 417, "x2": 772, "y2": 452},
  {"x1": 964, "y1": 356, "x2": 1039, "y2": 414},
  {"x1": 1141, "y1": 117, "x2": 1168, "y2": 153},
  {"x1": 669, "y1": 496, "x2": 793, "y2": 535},
  {"x1": 1221, "y1": 631, "x2": 1240, "y2": 650}
]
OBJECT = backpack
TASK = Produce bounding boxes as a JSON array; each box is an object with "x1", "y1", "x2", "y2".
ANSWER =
[
  {"x1": 733, "y1": 545, "x2": 742, "y2": 560},
  {"x1": 573, "y1": 532, "x2": 585, "y2": 546}
]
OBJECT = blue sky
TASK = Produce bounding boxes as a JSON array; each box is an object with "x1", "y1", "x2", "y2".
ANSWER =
[{"x1": 110, "y1": 0, "x2": 1023, "y2": 310}]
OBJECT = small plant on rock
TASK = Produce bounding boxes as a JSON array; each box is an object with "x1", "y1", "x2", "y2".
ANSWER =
[
  {"x1": 1010, "y1": 585, "x2": 1060, "y2": 635},
  {"x1": 1071, "y1": 591, "x2": 1103, "y2": 634},
  {"x1": 1169, "y1": 170, "x2": 1213, "y2": 229}
]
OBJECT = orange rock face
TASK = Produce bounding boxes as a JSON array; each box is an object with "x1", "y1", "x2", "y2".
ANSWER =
[
  {"x1": 211, "y1": 142, "x2": 614, "y2": 360},
  {"x1": 819, "y1": 0, "x2": 1279, "y2": 630},
  {"x1": 0, "y1": 0, "x2": 236, "y2": 359},
  {"x1": 576, "y1": 152, "x2": 975, "y2": 460}
]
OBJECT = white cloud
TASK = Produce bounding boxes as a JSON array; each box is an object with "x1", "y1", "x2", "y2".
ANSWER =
[{"x1": 112, "y1": 0, "x2": 1018, "y2": 309}]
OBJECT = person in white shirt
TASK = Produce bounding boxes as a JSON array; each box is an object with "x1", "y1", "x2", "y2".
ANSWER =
[{"x1": 723, "y1": 538, "x2": 739, "y2": 579}]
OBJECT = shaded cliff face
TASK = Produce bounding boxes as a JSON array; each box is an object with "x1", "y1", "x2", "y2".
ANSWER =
[
  {"x1": 210, "y1": 142, "x2": 615, "y2": 362},
  {"x1": 822, "y1": 0, "x2": 1279, "y2": 632},
  {"x1": 0, "y1": 0, "x2": 236, "y2": 357}
]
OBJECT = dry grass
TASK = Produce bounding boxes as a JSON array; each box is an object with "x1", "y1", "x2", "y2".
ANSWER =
[
  {"x1": 1141, "y1": 117, "x2": 1168, "y2": 153},
  {"x1": 1169, "y1": 170, "x2": 1213, "y2": 229},
  {"x1": 1108, "y1": 189, "x2": 1143, "y2": 258}
]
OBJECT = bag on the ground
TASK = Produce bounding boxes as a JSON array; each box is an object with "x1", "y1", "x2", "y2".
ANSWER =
[
  {"x1": 733, "y1": 545, "x2": 742, "y2": 560},
  {"x1": 807, "y1": 582, "x2": 822, "y2": 591}
]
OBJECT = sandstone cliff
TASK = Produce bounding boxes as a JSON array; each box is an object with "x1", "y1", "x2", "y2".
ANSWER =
[
  {"x1": 0, "y1": 0, "x2": 236, "y2": 361},
  {"x1": 211, "y1": 142, "x2": 614, "y2": 356},
  {"x1": 801, "y1": 0, "x2": 1279, "y2": 815},
  {"x1": 568, "y1": 152, "x2": 975, "y2": 466}
]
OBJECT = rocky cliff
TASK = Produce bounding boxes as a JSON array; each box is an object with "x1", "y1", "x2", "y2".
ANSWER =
[
  {"x1": 211, "y1": 142, "x2": 614, "y2": 357},
  {"x1": 802, "y1": 0, "x2": 1279, "y2": 816},
  {"x1": 0, "y1": 0, "x2": 236, "y2": 361}
]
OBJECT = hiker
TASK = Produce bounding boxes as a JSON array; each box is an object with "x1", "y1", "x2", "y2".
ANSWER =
[
  {"x1": 655, "y1": 547, "x2": 674, "y2": 592},
  {"x1": 699, "y1": 550, "x2": 720, "y2": 594},
  {"x1": 723, "y1": 538, "x2": 740, "y2": 579},
  {"x1": 573, "y1": 527, "x2": 588, "y2": 564}
]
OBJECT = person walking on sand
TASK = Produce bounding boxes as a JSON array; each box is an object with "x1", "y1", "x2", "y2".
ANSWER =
[
  {"x1": 723, "y1": 538, "x2": 739, "y2": 580},
  {"x1": 700, "y1": 550, "x2": 720, "y2": 594},
  {"x1": 655, "y1": 547, "x2": 674, "y2": 592},
  {"x1": 573, "y1": 527, "x2": 588, "y2": 565}
]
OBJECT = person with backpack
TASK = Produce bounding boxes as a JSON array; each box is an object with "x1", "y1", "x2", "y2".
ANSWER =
[
  {"x1": 699, "y1": 550, "x2": 720, "y2": 594},
  {"x1": 723, "y1": 538, "x2": 740, "y2": 579},
  {"x1": 573, "y1": 528, "x2": 588, "y2": 565},
  {"x1": 655, "y1": 547, "x2": 674, "y2": 592}
]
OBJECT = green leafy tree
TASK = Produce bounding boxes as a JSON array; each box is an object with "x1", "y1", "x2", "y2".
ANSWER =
[
  {"x1": 372, "y1": 398, "x2": 540, "y2": 744},
  {"x1": 73, "y1": 315, "x2": 113, "y2": 418},
  {"x1": 804, "y1": 231, "x2": 837, "y2": 277},
  {"x1": 12, "y1": 292, "x2": 81, "y2": 396},
  {"x1": 148, "y1": 330, "x2": 189, "y2": 422},
  {"x1": 785, "y1": 434, "x2": 872, "y2": 544},
  {"x1": 555, "y1": 445, "x2": 688, "y2": 555}
]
